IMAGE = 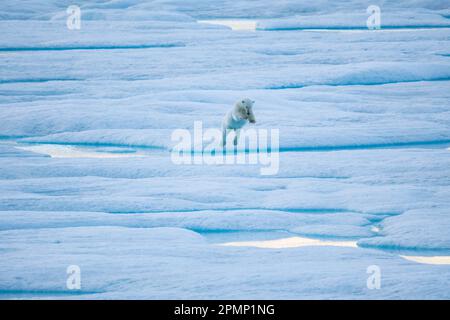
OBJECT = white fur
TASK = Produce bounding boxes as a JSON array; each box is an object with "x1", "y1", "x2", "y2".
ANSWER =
[{"x1": 222, "y1": 98, "x2": 256, "y2": 146}]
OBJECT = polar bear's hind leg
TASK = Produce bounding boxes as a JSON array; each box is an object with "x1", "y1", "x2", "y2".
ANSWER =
[{"x1": 233, "y1": 129, "x2": 240, "y2": 146}]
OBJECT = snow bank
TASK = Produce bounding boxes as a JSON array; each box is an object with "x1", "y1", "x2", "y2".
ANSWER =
[
  {"x1": 20, "y1": 130, "x2": 171, "y2": 149},
  {"x1": 359, "y1": 209, "x2": 450, "y2": 250},
  {"x1": 0, "y1": 145, "x2": 49, "y2": 158},
  {"x1": 2, "y1": 225, "x2": 450, "y2": 299},
  {"x1": 0, "y1": 210, "x2": 372, "y2": 235},
  {"x1": 258, "y1": 12, "x2": 450, "y2": 30}
]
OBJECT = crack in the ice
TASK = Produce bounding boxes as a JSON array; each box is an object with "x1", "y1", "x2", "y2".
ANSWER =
[
  {"x1": 0, "y1": 78, "x2": 83, "y2": 84},
  {"x1": 0, "y1": 44, "x2": 184, "y2": 52},
  {"x1": 16, "y1": 138, "x2": 450, "y2": 154},
  {"x1": 104, "y1": 208, "x2": 357, "y2": 214},
  {"x1": 266, "y1": 77, "x2": 450, "y2": 90},
  {"x1": 278, "y1": 140, "x2": 450, "y2": 152},
  {"x1": 357, "y1": 241, "x2": 450, "y2": 253},
  {"x1": 0, "y1": 289, "x2": 102, "y2": 296},
  {"x1": 260, "y1": 26, "x2": 450, "y2": 31}
]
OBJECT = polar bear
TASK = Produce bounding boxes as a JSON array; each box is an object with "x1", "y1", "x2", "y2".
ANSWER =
[{"x1": 222, "y1": 98, "x2": 256, "y2": 146}]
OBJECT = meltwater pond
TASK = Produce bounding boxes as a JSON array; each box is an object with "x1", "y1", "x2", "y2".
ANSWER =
[
  {"x1": 221, "y1": 236, "x2": 358, "y2": 249},
  {"x1": 197, "y1": 19, "x2": 257, "y2": 31},
  {"x1": 214, "y1": 233, "x2": 450, "y2": 265},
  {"x1": 186, "y1": 213, "x2": 450, "y2": 266},
  {"x1": 14, "y1": 144, "x2": 166, "y2": 158}
]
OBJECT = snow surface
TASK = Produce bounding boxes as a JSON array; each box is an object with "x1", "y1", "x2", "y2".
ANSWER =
[{"x1": 0, "y1": 0, "x2": 450, "y2": 299}]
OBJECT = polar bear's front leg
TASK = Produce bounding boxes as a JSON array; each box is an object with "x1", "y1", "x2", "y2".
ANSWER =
[
  {"x1": 222, "y1": 126, "x2": 227, "y2": 147},
  {"x1": 233, "y1": 129, "x2": 240, "y2": 146}
]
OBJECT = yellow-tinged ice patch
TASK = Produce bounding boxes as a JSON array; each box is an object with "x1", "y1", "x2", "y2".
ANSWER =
[
  {"x1": 16, "y1": 144, "x2": 142, "y2": 159},
  {"x1": 220, "y1": 236, "x2": 357, "y2": 249},
  {"x1": 198, "y1": 20, "x2": 257, "y2": 31},
  {"x1": 221, "y1": 237, "x2": 450, "y2": 265},
  {"x1": 400, "y1": 255, "x2": 450, "y2": 265}
]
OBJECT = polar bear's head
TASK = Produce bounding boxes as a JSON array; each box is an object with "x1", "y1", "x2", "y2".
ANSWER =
[{"x1": 235, "y1": 98, "x2": 256, "y2": 123}]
